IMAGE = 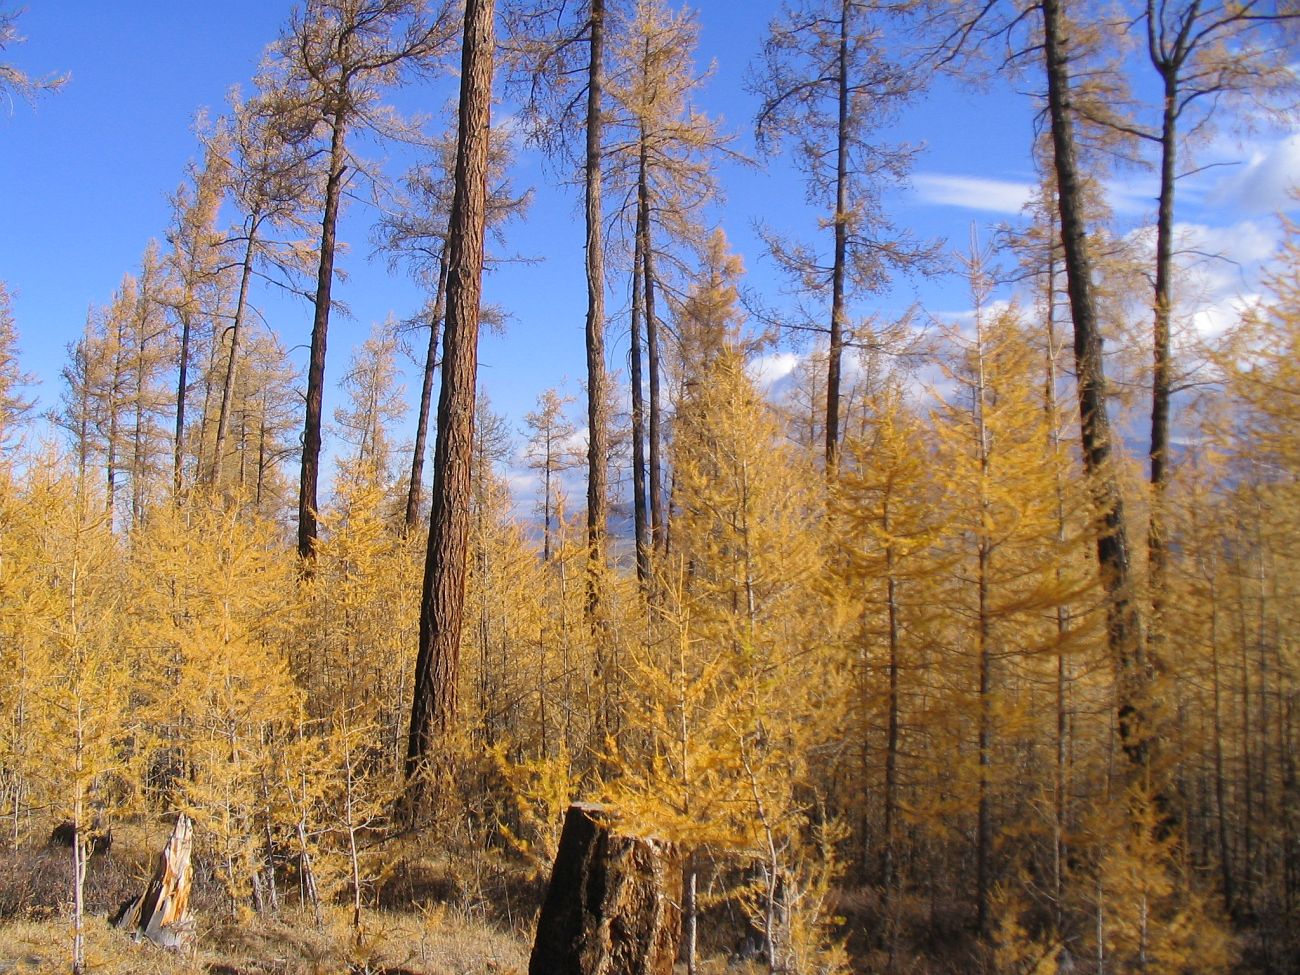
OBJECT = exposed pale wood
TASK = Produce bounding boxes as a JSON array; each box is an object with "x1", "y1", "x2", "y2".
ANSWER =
[{"x1": 114, "y1": 813, "x2": 195, "y2": 951}]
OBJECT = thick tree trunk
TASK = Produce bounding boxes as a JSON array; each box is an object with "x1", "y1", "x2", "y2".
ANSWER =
[
  {"x1": 530, "y1": 803, "x2": 682, "y2": 975},
  {"x1": 1041, "y1": 0, "x2": 1148, "y2": 778},
  {"x1": 405, "y1": 248, "x2": 449, "y2": 531},
  {"x1": 114, "y1": 813, "x2": 195, "y2": 951},
  {"x1": 404, "y1": 0, "x2": 495, "y2": 810},
  {"x1": 299, "y1": 112, "x2": 349, "y2": 562}
]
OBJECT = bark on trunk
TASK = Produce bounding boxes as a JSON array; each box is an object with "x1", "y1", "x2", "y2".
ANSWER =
[
  {"x1": 212, "y1": 229, "x2": 258, "y2": 488},
  {"x1": 405, "y1": 248, "x2": 449, "y2": 531},
  {"x1": 644, "y1": 191, "x2": 664, "y2": 555},
  {"x1": 1148, "y1": 57, "x2": 1179, "y2": 671},
  {"x1": 825, "y1": 0, "x2": 851, "y2": 473},
  {"x1": 585, "y1": 0, "x2": 609, "y2": 619},
  {"x1": 630, "y1": 136, "x2": 650, "y2": 585},
  {"x1": 530, "y1": 803, "x2": 682, "y2": 975},
  {"x1": 172, "y1": 306, "x2": 192, "y2": 499},
  {"x1": 299, "y1": 112, "x2": 349, "y2": 562},
  {"x1": 1041, "y1": 0, "x2": 1148, "y2": 778},
  {"x1": 404, "y1": 0, "x2": 495, "y2": 811}
]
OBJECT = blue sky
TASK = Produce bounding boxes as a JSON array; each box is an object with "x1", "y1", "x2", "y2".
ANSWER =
[{"x1": 2, "y1": 1, "x2": 1296, "y2": 496}]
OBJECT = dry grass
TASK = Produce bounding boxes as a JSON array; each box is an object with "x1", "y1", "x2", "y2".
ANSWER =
[
  {"x1": 0, "y1": 904, "x2": 531, "y2": 975},
  {"x1": 0, "y1": 819, "x2": 532, "y2": 975}
]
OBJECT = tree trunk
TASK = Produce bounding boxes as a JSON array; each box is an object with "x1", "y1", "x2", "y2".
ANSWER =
[
  {"x1": 644, "y1": 183, "x2": 664, "y2": 555},
  {"x1": 406, "y1": 245, "x2": 450, "y2": 531},
  {"x1": 212, "y1": 229, "x2": 258, "y2": 488},
  {"x1": 1147, "y1": 60, "x2": 1179, "y2": 677},
  {"x1": 299, "y1": 112, "x2": 349, "y2": 562},
  {"x1": 172, "y1": 305, "x2": 192, "y2": 500},
  {"x1": 530, "y1": 803, "x2": 682, "y2": 975},
  {"x1": 1041, "y1": 0, "x2": 1148, "y2": 779},
  {"x1": 404, "y1": 0, "x2": 495, "y2": 811},
  {"x1": 825, "y1": 0, "x2": 851, "y2": 473},
  {"x1": 584, "y1": 0, "x2": 609, "y2": 619},
  {"x1": 629, "y1": 137, "x2": 650, "y2": 586}
]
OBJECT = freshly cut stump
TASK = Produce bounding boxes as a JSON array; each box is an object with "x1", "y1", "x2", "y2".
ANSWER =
[
  {"x1": 529, "y1": 803, "x2": 681, "y2": 975},
  {"x1": 113, "y1": 813, "x2": 195, "y2": 950}
]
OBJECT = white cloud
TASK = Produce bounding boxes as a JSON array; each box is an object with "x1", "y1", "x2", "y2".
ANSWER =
[
  {"x1": 1188, "y1": 292, "x2": 1264, "y2": 344},
  {"x1": 1103, "y1": 175, "x2": 1158, "y2": 218},
  {"x1": 748, "y1": 351, "x2": 800, "y2": 390},
  {"x1": 1210, "y1": 134, "x2": 1300, "y2": 213},
  {"x1": 911, "y1": 173, "x2": 1034, "y2": 214},
  {"x1": 1123, "y1": 217, "x2": 1283, "y2": 340}
]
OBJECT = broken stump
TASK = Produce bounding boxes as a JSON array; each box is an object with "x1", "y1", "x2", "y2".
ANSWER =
[
  {"x1": 113, "y1": 813, "x2": 195, "y2": 951},
  {"x1": 529, "y1": 803, "x2": 680, "y2": 975}
]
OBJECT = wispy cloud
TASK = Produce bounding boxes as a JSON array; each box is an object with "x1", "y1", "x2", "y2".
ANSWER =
[
  {"x1": 912, "y1": 173, "x2": 1034, "y2": 214},
  {"x1": 1210, "y1": 133, "x2": 1300, "y2": 213}
]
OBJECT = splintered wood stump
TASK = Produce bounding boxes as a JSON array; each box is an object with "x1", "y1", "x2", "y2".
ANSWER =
[
  {"x1": 529, "y1": 803, "x2": 681, "y2": 975},
  {"x1": 114, "y1": 813, "x2": 195, "y2": 951}
]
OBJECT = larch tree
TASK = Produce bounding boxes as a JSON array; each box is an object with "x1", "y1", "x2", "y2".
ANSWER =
[
  {"x1": 666, "y1": 255, "x2": 838, "y2": 972},
  {"x1": 0, "y1": 281, "x2": 36, "y2": 456},
  {"x1": 126, "y1": 499, "x2": 302, "y2": 917},
  {"x1": 922, "y1": 0, "x2": 1153, "y2": 787},
  {"x1": 1037, "y1": 0, "x2": 1151, "y2": 786},
  {"x1": 523, "y1": 387, "x2": 579, "y2": 563},
  {"x1": 128, "y1": 242, "x2": 179, "y2": 523},
  {"x1": 208, "y1": 91, "x2": 316, "y2": 490},
  {"x1": 162, "y1": 127, "x2": 231, "y2": 498},
  {"x1": 332, "y1": 317, "x2": 407, "y2": 497},
  {"x1": 752, "y1": 0, "x2": 939, "y2": 471},
  {"x1": 504, "y1": 0, "x2": 612, "y2": 618},
  {"x1": 404, "y1": 0, "x2": 496, "y2": 812},
  {"x1": 933, "y1": 288, "x2": 1097, "y2": 936},
  {"x1": 833, "y1": 376, "x2": 948, "y2": 926},
  {"x1": 1121, "y1": 0, "x2": 1297, "y2": 666},
  {"x1": 605, "y1": 0, "x2": 732, "y2": 576},
  {"x1": 269, "y1": 0, "x2": 458, "y2": 561}
]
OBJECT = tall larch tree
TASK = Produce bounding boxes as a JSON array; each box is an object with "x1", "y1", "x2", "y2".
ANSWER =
[
  {"x1": 753, "y1": 0, "x2": 938, "y2": 471},
  {"x1": 665, "y1": 232, "x2": 837, "y2": 971},
  {"x1": 271, "y1": 0, "x2": 458, "y2": 561},
  {"x1": 504, "y1": 0, "x2": 613, "y2": 618},
  {"x1": 209, "y1": 91, "x2": 315, "y2": 490},
  {"x1": 162, "y1": 129, "x2": 231, "y2": 498},
  {"x1": 1124, "y1": 0, "x2": 1297, "y2": 667},
  {"x1": 921, "y1": 0, "x2": 1154, "y2": 787},
  {"x1": 605, "y1": 0, "x2": 731, "y2": 576},
  {"x1": 404, "y1": 0, "x2": 496, "y2": 811}
]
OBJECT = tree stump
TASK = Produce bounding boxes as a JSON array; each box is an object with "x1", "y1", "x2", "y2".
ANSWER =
[
  {"x1": 529, "y1": 803, "x2": 681, "y2": 975},
  {"x1": 113, "y1": 813, "x2": 195, "y2": 951}
]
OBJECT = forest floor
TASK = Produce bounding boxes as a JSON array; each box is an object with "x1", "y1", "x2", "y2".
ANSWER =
[
  {"x1": 0, "y1": 817, "x2": 535, "y2": 975},
  {"x1": 0, "y1": 818, "x2": 775, "y2": 975}
]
